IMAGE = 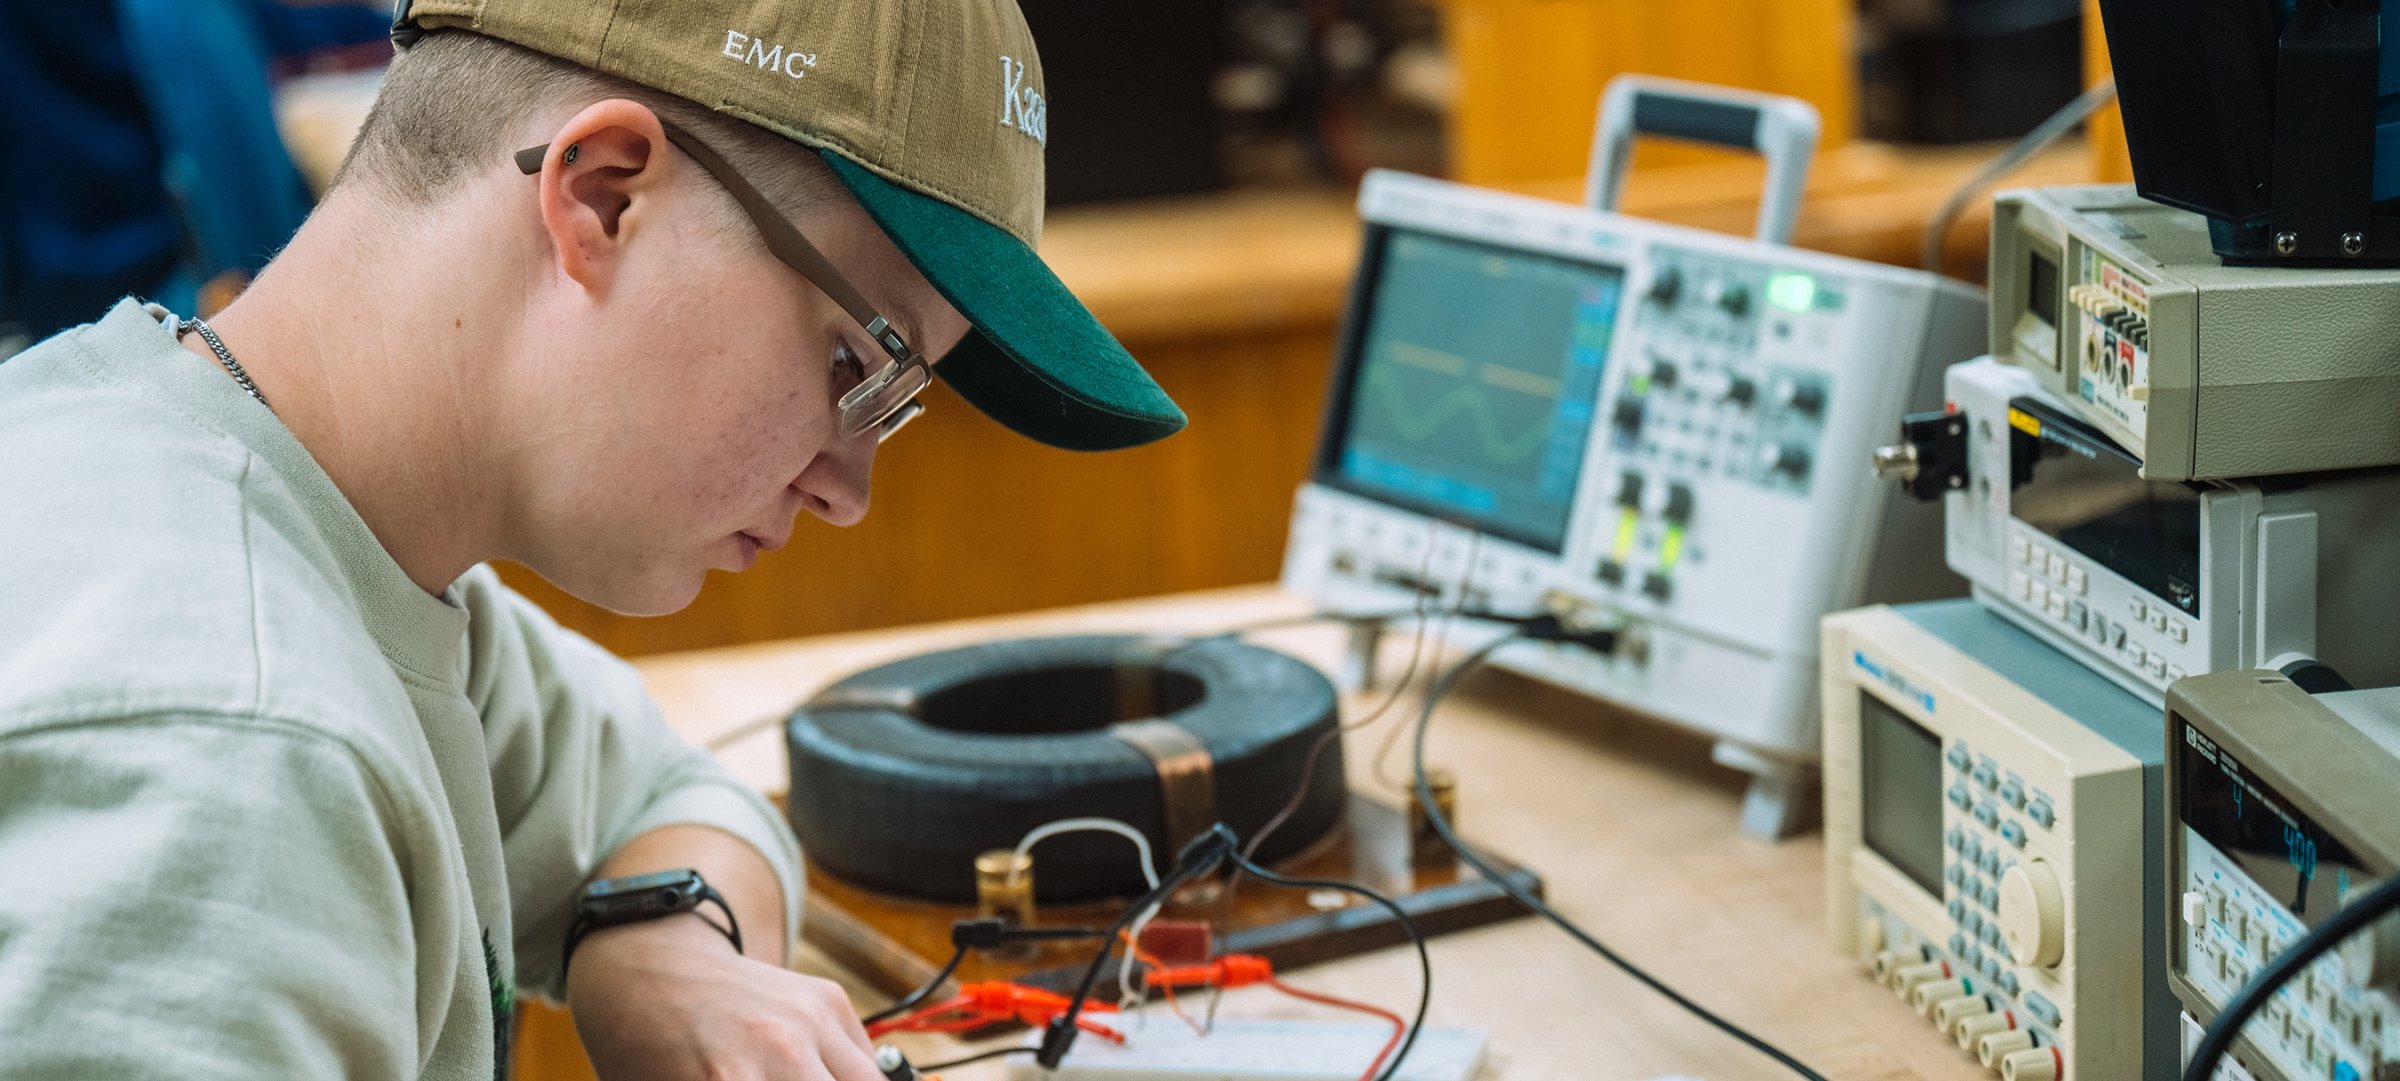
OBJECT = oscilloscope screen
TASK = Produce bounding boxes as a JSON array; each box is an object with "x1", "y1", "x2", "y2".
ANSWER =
[{"x1": 1316, "y1": 227, "x2": 1626, "y2": 553}]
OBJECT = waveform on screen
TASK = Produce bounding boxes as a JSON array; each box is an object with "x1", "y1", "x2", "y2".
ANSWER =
[{"x1": 1361, "y1": 361, "x2": 1552, "y2": 465}]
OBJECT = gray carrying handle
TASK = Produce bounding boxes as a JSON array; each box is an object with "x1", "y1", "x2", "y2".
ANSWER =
[{"x1": 1585, "y1": 75, "x2": 1822, "y2": 245}]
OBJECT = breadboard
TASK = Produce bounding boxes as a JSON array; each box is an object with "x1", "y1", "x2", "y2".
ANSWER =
[{"x1": 1000, "y1": 1019, "x2": 1486, "y2": 1081}]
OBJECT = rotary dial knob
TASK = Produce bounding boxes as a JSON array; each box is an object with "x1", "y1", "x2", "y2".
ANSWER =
[{"x1": 1999, "y1": 859, "x2": 2065, "y2": 968}]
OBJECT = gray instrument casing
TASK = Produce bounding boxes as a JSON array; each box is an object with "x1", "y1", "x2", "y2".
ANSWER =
[
  {"x1": 2163, "y1": 673, "x2": 2400, "y2": 1081},
  {"x1": 1944, "y1": 358, "x2": 2400, "y2": 705},
  {"x1": 1990, "y1": 185, "x2": 2400, "y2": 482}
]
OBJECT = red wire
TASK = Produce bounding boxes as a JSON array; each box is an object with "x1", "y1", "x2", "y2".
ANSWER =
[{"x1": 1264, "y1": 977, "x2": 1406, "y2": 1081}]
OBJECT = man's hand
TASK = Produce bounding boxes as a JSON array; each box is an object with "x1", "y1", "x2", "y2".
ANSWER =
[{"x1": 564, "y1": 914, "x2": 886, "y2": 1081}]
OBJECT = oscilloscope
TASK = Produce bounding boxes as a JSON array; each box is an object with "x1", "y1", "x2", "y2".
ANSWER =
[{"x1": 1280, "y1": 167, "x2": 1985, "y2": 837}]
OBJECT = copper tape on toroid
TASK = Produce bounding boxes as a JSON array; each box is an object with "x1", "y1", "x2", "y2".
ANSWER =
[
  {"x1": 1108, "y1": 717, "x2": 1218, "y2": 854},
  {"x1": 1108, "y1": 639, "x2": 1218, "y2": 852}
]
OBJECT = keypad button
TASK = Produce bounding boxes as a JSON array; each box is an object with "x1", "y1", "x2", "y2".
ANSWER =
[
  {"x1": 1949, "y1": 898, "x2": 1968, "y2": 921},
  {"x1": 1983, "y1": 924, "x2": 2006, "y2": 950},
  {"x1": 1963, "y1": 836, "x2": 1982, "y2": 863},
  {"x1": 1973, "y1": 763, "x2": 1998, "y2": 789},
  {"x1": 1948, "y1": 744, "x2": 1971, "y2": 770},
  {"x1": 1950, "y1": 784, "x2": 1972, "y2": 809},
  {"x1": 1997, "y1": 971, "x2": 2021, "y2": 996},
  {"x1": 2022, "y1": 991, "x2": 2062, "y2": 1027},
  {"x1": 1947, "y1": 826, "x2": 1966, "y2": 850},
  {"x1": 2167, "y1": 666, "x2": 2186, "y2": 682},
  {"x1": 2028, "y1": 800, "x2": 2055, "y2": 829},
  {"x1": 2149, "y1": 656, "x2": 2170, "y2": 679},
  {"x1": 2130, "y1": 599, "x2": 2150, "y2": 622},
  {"x1": 1984, "y1": 884, "x2": 2002, "y2": 909},
  {"x1": 2000, "y1": 780, "x2": 2026, "y2": 809},
  {"x1": 1962, "y1": 909, "x2": 1984, "y2": 935},
  {"x1": 2067, "y1": 567, "x2": 2088, "y2": 595},
  {"x1": 2000, "y1": 821, "x2": 2028, "y2": 849},
  {"x1": 2152, "y1": 611, "x2": 2170, "y2": 632},
  {"x1": 1951, "y1": 932, "x2": 1970, "y2": 957},
  {"x1": 1974, "y1": 803, "x2": 1998, "y2": 828}
]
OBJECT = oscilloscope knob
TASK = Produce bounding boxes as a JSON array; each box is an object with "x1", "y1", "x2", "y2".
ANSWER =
[
  {"x1": 1612, "y1": 398, "x2": 1646, "y2": 436},
  {"x1": 1648, "y1": 266, "x2": 1684, "y2": 307},
  {"x1": 1722, "y1": 375, "x2": 1758, "y2": 407},
  {"x1": 1998, "y1": 860, "x2": 2066, "y2": 968},
  {"x1": 1775, "y1": 378, "x2": 1827, "y2": 416}
]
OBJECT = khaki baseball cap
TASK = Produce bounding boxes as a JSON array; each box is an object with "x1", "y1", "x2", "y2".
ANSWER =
[{"x1": 392, "y1": 0, "x2": 1187, "y2": 451}]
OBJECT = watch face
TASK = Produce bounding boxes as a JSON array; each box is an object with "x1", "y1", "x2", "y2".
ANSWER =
[{"x1": 586, "y1": 869, "x2": 702, "y2": 899}]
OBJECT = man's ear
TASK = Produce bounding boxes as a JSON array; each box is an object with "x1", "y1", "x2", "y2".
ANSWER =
[{"x1": 533, "y1": 99, "x2": 673, "y2": 295}]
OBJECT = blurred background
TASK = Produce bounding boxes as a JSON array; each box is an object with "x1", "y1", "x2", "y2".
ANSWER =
[{"x1": 0, "y1": 0, "x2": 2129, "y2": 661}]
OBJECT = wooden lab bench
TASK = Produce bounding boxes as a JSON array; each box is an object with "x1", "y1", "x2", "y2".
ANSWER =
[{"x1": 515, "y1": 586, "x2": 1992, "y2": 1081}]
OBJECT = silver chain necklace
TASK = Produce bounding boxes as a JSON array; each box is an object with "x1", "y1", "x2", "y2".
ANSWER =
[{"x1": 178, "y1": 317, "x2": 272, "y2": 413}]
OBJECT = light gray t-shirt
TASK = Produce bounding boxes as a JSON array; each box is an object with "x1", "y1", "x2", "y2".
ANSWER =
[{"x1": 0, "y1": 299, "x2": 803, "y2": 1080}]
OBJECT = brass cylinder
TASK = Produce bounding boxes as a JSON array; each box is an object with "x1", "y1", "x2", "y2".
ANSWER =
[
  {"x1": 975, "y1": 849, "x2": 1036, "y2": 928},
  {"x1": 1409, "y1": 767, "x2": 1459, "y2": 863}
]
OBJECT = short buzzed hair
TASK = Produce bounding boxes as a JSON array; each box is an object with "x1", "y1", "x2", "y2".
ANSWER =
[{"x1": 337, "y1": 30, "x2": 832, "y2": 220}]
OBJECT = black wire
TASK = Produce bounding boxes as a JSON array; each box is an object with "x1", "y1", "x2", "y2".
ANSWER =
[
  {"x1": 2183, "y1": 873, "x2": 2400, "y2": 1081},
  {"x1": 1040, "y1": 839, "x2": 1231, "y2": 1067},
  {"x1": 1411, "y1": 635, "x2": 1831, "y2": 1081},
  {"x1": 861, "y1": 944, "x2": 966, "y2": 1026},
  {"x1": 913, "y1": 1045, "x2": 1038, "y2": 1072},
  {"x1": 1224, "y1": 852, "x2": 1432, "y2": 1081}
]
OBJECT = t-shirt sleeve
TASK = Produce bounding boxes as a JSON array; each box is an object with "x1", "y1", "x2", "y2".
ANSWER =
[
  {"x1": 0, "y1": 714, "x2": 432, "y2": 1080},
  {"x1": 455, "y1": 566, "x2": 803, "y2": 1001}
]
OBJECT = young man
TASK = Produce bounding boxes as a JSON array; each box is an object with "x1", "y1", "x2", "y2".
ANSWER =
[{"x1": 0, "y1": 2, "x2": 1184, "y2": 1079}]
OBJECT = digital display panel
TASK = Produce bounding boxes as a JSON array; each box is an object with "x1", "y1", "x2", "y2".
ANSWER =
[
  {"x1": 1321, "y1": 228, "x2": 1625, "y2": 553},
  {"x1": 1861, "y1": 691, "x2": 1946, "y2": 898},
  {"x1": 2027, "y1": 250, "x2": 2059, "y2": 328},
  {"x1": 2178, "y1": 721, "x2": 2381, "y2": 928},
  {"x1": 2011, "y1": 401, "x2": 2203, "y2": 615}
]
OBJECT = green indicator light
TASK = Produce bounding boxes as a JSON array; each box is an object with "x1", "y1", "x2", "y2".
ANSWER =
[{"x1": 1768, "y1": 273, "x2": 1816, "y2": 312}]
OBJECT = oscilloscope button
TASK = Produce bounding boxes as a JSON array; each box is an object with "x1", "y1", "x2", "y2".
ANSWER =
[
  {"x1": 2028, "y1": 801, "x2": 2054, "y2": 829},
  {"x1": 1640, "y1": 572, "x2": 1673, "y2": 601},
  {"x1": 1723, "y1": 375, "x2": 1758, "y2": 407},
  {"x1": 1663, "y1": 484, "x2": 1695, "y2": 523},
  {"x1": 1616, "y1": 472, "x2": 1645, "y2": 508},
  {"x1": 1595, "y1": 560, "x2": 1627, "y2": 586},
  {"x1": 1648, "y1": 357, "x2": 1680, "y2": 390},
  {"x1": 1719, "y1": 284, "x2": 1752, "y2": 318}
]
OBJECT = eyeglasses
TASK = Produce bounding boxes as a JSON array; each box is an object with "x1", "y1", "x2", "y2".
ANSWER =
[{"x1": 515, "y1": 122, "x2": 931, "y2": 443}]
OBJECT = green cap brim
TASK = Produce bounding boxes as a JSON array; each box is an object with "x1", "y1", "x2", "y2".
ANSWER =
[{"x1": 818, "y1": 152, "x2": 1187, "y2": 451}]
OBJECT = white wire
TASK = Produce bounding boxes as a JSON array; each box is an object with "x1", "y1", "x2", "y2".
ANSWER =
[
  {"x1": 1117, "y1": 896, "x2": 1168, "y2": 1010},
  {"x1": 1008, "y1": 817, "x2": 1161, "y2": 891},
  {"x1": 1005, "y1": 818, "x2": 1169, "y2": 1009}
]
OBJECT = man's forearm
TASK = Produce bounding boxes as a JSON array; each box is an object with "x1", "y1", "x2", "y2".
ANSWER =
[{"x1": 585, "y1": 823, "x2": 790, "y2": 967}]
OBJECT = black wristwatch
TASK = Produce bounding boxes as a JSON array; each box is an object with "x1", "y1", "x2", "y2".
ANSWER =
[{"x1": 561, "y1": 869, "x2": 744, "y2": 982}]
